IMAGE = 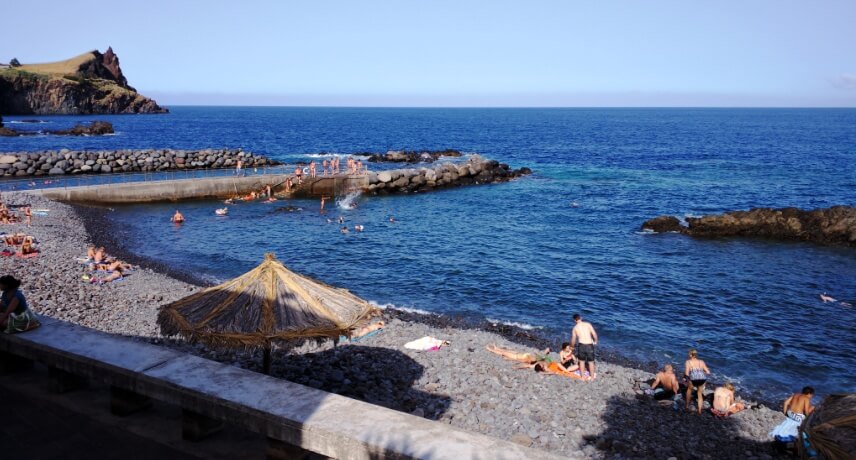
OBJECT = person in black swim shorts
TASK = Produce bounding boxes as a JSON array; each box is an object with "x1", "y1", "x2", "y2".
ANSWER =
[{"x1": 571, "y1": 313, "x2": 599, "y2": 379}]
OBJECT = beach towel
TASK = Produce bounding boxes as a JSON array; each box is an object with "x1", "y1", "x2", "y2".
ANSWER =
[
  {"x1": 339, "y1": 328, "x2": 383, "y2": 343},
  {"x1": 769, "y1": 411, "x2": 805, "y2": 442},
  {"x1": 404, "y1": 336, "x2": 447, "y2": 351},
  {"x1": 15, "y1": 252, "x2": 38, "y2": 259}
]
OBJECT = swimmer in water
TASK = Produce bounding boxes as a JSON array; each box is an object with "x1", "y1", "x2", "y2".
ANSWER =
[
  {"x1": 819, "y1": 293, "x2": 837, "y2": 303},
  {"x1": 326, "y1": 218, "x2": 333, "y2": 224},
  {"x1": 570, "y1": 201, "x2": 579, "y2": 208},
  {"x1": 389, "y1": 216, "x2": 396, "y2": 223},
  {"x1": 340, "y1": 226, "x2": 349, "y2": 233},
  {"x1": 171, "y1": 210, "x2": 185, "y2": 223},
  {"x1": 338, "y1": 216, "x2": 345, "y2": 224},
  {"x1": 355, "y1": 224, "x2": 364, "y2": 232},
  {"x1": 320, "y1": 195, "x2": 330, "y2": 212}
]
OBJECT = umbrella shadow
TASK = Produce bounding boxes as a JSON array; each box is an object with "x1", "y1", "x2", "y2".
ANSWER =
[
  {"x1": 586, "y1": 393, "x2": 785, "y2": 459},
  {"x1": 269, "y1": 344, "x2": 452, "y2": 419}
]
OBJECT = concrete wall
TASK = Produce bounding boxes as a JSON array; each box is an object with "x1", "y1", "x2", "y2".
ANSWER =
[{"x1": 30, "y1": 174, "x2": 369, "y2": 204}]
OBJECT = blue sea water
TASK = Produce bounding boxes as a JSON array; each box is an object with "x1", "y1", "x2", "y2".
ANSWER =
[{"x1": 3, "y1": 107, "x2": 855, "y2": 400}]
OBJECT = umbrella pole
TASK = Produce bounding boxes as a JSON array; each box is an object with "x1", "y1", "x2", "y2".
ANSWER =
[{"x1": 263, "y1": 343, "x2": 272, "y2": 375}]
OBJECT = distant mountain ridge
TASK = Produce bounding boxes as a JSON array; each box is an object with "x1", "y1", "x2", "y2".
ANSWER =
[{"x1": 0, "y1": 47, "x2": 167, "y2": 114}]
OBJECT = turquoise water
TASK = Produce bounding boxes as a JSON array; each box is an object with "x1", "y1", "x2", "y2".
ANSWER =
[{"x1": 4, "y1": 107, "x2": 855, "y2": 400}]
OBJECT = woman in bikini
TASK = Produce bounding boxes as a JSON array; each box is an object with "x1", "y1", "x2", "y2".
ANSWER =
[
  {"x1": 684, "y1": 348, "x2": 711, "y2": 414},
  {"x1": 486, "y1": 344, "x2": 588, "y2": 380}
]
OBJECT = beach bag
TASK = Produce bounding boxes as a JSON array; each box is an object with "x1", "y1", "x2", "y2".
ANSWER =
[{"x1": 4, "y1": 309, "x2": 41, "y2": 334}]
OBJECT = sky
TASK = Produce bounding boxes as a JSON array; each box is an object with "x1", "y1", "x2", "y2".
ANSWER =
[{"x1": 3, "y1": 1, "x2": 856, "y2": 107}]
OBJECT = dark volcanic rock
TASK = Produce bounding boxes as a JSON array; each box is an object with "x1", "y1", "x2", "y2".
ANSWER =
[
  {"x1": 644, "y1": 206, "x2": 856, "y2": 246},
  {"x1": 366, "y1": 149, "x2": 463, "y2": 163},
  {"x1": 48, "y1": 121, "x2": 114, "y2": 136},
  {"x1": 0, "y1": 48, "x2": 167, "y2": 115},
  {"x1": 641, "y1": 216, "x2": 683, "y2": 233}
]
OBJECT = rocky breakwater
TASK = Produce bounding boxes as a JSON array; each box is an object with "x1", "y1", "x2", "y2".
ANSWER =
[
  {"x1": 365, "y1": 149, "x2": 462, "y2": 163},
  {"x1": 0, "y1": 148, "x2": 276, "y2": 177},
  {"x1": 366, "y1": 155, "x2": 532, "y2": 194},
  {"x1": 642, "y1": 206, "x2": 856, "y2": 246}
]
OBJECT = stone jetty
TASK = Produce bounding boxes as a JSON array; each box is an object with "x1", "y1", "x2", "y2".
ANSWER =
[
  {"x1": 0, "y1": 148, "x2": 277, "y2": 176},
  {"x1": 365, "y1": 154, "x2": 531, "y2": 194},
  {"x1": 642, "y1": 206, "x2": 856, "y2": 246}
]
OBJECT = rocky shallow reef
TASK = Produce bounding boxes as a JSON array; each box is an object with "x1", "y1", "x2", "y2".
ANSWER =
[
  {"x1": 642, "y1": 206, "x2": 856, "y2": 247},
  {"x1": 0, "y1": 148, "x2": 277, "y2": 176},
  {"x1": 0, "y1": 192, "x2": 790, "y2": 459},
  {"x1": 0, "y1": 117, "x2": 114, "y2": 137},
  {"x1": 366, "y1": 154, "x2": 532, "y2": 194},
  {"x1": 364, "y1": 149, "x2": 463, "y2": 163}
]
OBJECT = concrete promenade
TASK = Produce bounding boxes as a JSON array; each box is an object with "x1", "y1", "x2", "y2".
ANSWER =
[{"x1": 0, "y1": 317, "x2": 562, "y2": 460}]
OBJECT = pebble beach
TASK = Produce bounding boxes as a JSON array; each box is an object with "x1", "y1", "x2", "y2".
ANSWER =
[{"x1": 1, "y1": 192, "x2": 793, "y2": 459}]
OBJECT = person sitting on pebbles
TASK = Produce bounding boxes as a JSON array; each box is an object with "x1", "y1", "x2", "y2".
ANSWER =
[
  {"x1": 559, "y1": 342, "x2": 581, "y2": 373},
  {"x1": 17, "y1": 236, "x2": 38, "y2": 257},
  {"x1": 711, "y1": 382, "x2": 746, "y2": 417},
  {"x1": 649, "y1": 364, "x2": 680, "y2": 401}
]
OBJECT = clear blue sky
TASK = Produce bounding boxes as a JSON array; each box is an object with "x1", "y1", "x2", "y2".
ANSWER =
[{"x1": 4, "y1": 1, "x2": 855, "y2": 107}]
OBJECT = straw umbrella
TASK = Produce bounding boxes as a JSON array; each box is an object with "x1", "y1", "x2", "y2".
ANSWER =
[
  {"x1": 798, "y1": 393, "x2": 856, "y2": 460},
  {"x1": 158, "y1": 253, "x2": 378, "y2": 374}
]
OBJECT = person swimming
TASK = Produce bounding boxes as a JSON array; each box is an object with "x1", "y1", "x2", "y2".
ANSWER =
[
  {"x1": 340, "y1": 226, "x2": 349, "y2": 233},
  {"x1": 819, "y1": 292, "x2": 837, "y2": 303},
  {"x1": 354, "y1": 225, "x2": 364, "y2": 232},
  {"x1": 171, "y1": 210, "x2": 185, "y2": 223}
]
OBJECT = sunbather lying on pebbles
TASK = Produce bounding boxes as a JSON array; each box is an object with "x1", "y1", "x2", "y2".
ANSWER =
[{"x1": 486, "y1": 344, "x2": 590, "y2": 380}]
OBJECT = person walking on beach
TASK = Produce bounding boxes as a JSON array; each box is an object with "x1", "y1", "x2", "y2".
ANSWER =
[
  {"x1": 684, "y1": 349, "x2": 710, "y2": 415},
  {"x1": 23, "y1": 206, "x2": 32, "y2": 226},
  {"x1": 571, "y1": 313, "x2": 598, "y2": 380}
]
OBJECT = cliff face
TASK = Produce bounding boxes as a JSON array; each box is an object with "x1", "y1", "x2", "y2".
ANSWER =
[{"x1": 0, "y1": 48, "x2": 167, "y2": 115}]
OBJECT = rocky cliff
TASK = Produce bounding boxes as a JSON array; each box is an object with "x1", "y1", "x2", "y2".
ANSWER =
[
  {"x1": 642, "y1": 206, "x2": 856, "y2": 246},
  {"x1": 0, "y1": 48, "x2": 166, "y2": 114}
]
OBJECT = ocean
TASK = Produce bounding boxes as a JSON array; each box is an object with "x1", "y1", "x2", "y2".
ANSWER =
[{"x1": 3, "y1": 106, "x2": 855, "y2": 400}]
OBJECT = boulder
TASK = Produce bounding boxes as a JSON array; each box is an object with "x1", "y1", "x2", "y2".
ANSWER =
[
  {"x1": 0, "y1": 155, "x2": 18, "y2": 164},
  {"x1": 48, "y1": 167, "x2": 66, "y2": 175},
  {"x1": 641, "y1": 216, "x2": 684, "y2": 233},
  {"x1": 377, "y1": 171, "x2": 393, "y2": 183}
]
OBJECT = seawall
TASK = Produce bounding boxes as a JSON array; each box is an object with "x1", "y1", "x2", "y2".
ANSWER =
[
  {"x1": 0, "y1": 148, "x2": 276, "y2": 177},
  {"x1": 29, "y1": 155, "x2": 531, "y2": 204}
]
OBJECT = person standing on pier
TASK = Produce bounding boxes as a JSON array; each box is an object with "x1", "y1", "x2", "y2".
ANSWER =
[
  {"x1": 322, "y1": 159, "x2": 329, "y2": 176},
  {"x1": 235, "y1": 158, "x2": 243, "y2": 176},
  {"x1": 310, "y1": 161, "x2": 317, "y2": 178},
  {"x1": 295, "y1": 166, "x2": 303, "y2": 185},
  {"x1": 571, "y1": 313, "x2": 598, "y2": 380}
]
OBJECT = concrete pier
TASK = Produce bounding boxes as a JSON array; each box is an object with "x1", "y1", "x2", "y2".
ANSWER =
[{"x1": 29, "y1": 174, "x2": 367, "y2": 204}]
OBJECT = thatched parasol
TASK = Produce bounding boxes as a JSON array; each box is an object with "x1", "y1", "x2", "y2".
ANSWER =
[
  {"x1": 158, "y1": 253, "x2": 377, "y2": 373},
  {"x1": 798, "y1": 393, "x2": 856, "y2": 460}
]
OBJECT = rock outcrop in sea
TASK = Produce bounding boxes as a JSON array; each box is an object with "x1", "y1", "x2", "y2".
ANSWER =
[
  {"x1": 0, "y1": 48, "x2": 166, "y2": 114},
  {"x1": 365, "y1": 149, "x2": 463, "y2": 163},
  {"x1": 0, "y1": 148, "x2": 276, "y2": 176},
  {"x1": 0, "y1": 120, "x2": 115, "y2": 137},
  {"x1": 642, "y1": 206, "x2": 856, "y2": 246},
  {"x1": 365, "y1": 154, "x2": 531, "y2": 194}
]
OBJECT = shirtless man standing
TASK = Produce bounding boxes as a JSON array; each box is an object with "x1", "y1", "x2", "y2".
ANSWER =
[
  {"x1": 571, "y1": 313, "x2": 598, "y2": 379},
  {"x1": 651, "y1": 364, "x2": 680, "y2": 400}
]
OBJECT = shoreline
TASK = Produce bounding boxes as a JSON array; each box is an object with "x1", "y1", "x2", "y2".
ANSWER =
[{"x1": 1, "y1": 192, "x2": 790, "y2": 459}]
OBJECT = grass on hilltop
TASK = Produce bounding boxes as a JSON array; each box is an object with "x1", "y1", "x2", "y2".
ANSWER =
[{"x1": 16, "y1": 51, "x2": 97, "y2": 76}]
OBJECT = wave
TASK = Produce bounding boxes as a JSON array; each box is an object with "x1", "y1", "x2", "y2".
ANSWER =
[
  {"x1": 486, "y1": 317, "x2": 544, "y2": 330},
  {"x1": 6, "y1": 120, "x2": 49, "y2": 124},
  {"x1": 369, "y1": 300, "x2": 436, "y2": 316}
]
